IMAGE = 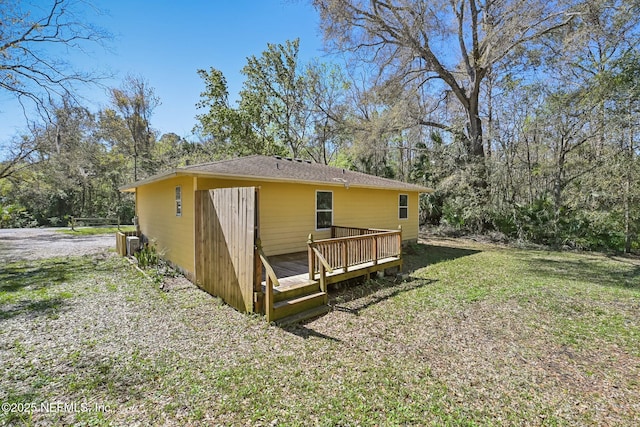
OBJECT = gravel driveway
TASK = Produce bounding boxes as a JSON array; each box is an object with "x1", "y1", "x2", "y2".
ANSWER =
[{"x1": 0, "y1": 228, "x2": 115, "y2": 263}]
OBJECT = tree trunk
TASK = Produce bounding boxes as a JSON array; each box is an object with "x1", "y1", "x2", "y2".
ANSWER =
[{"x1": 624, "y1": 120, "x2": 634, "y2": 253}]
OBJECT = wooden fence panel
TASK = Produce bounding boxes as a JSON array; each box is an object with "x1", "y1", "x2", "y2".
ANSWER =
[{"x1": 195, "y1": 187, "x2": 257, "y2": 313}]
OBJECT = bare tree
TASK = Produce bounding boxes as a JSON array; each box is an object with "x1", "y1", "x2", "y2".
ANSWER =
[
  {"x1": 313, "y1": 0, "x2": 577, "y2": 187},
  {"x1": 0, "y1": 129, "x2": 43, "y2": 180},
  {"x1": 0, "y1": 0, "x2": 109, "y2": 180},
  {"x1": 0, "y1": 0, "x2": 109, "y2": 118}
]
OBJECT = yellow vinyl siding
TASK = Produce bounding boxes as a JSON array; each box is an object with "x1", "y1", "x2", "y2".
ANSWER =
[
  {"x1": 133, "y1": 175, "x2": 420, "y2": 275},
  {"x1": 195, "y1": 177, "x2": 419, "y2": 255},
  {"x1": 136, "y1": 176, "x2": 195, "y2": 275},
  {"x1": 196, "y1": 178, "x2": 330, "y2": 256},
  {"x1": 334, "y1": 188, "x2": 419, "y2": 241}
]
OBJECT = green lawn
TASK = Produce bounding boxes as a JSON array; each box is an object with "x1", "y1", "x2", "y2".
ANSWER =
[
  {"x1": 1, "y1": 240, "x2": 638, "y2": 426},
  {"x1": 57, "y1": 225, "x2": 136, "y2": 236}
]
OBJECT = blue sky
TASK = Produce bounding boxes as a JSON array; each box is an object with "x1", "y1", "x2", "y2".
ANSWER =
[{"x1": 0, "y1": 0, "x2": 325, "y2": 143}]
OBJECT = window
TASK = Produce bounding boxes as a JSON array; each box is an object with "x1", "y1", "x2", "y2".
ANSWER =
[
  {"x1": 316, "y1": 191, "x2": 333, "y2": 230},
  {"x1": 175, "y1": 186, "x2": 182, "y2": 216},
  {"x1": 399, "y1": 194, "x2": 408, "y2": 219}
]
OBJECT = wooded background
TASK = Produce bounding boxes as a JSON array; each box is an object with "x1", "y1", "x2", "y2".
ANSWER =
[{"x1": 1, "y1": 0, "x2": 638, "y2": 253}]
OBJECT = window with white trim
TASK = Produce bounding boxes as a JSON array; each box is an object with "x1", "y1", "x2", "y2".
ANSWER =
[
  {"x1": 175, "y1": 186, "x2": 182, "y2": 216},
  {"x1": 316, "y1": 190, "x2": 333, "y2": 230},
  {"x1": 399, "y1": 194, "x2": 408, "y2": 219}
]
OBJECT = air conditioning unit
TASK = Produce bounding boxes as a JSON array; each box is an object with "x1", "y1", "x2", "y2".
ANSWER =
[{"x1": 126, "y1": 236, "x2": 140, "y2": 256}]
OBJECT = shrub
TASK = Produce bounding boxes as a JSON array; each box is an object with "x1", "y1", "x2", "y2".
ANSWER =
[
  {"x1": 0, "y1": 204, "x2": 38, "y2": 228},
  {"x1": 135, "y1": 243, "x2": 159, "y2": 269}
]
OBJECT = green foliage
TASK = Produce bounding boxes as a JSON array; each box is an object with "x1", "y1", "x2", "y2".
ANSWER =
[
  {"x1": 419, "y1": 192, "x2": 443, "y2": 225},
  {"x1": 0, "y1": 204, "x2": 37, "y2": 228},
  {"x1": 489, "y1": 198, "x2": 631, "y2": 251},
  {"x1": 195, "y1": 40, "x2": 311, "y2": 158},
  {"x1": 440, "y1": 199, "x2": 466, "y2": 229},
  {"x1": 135, "y1": 243, "x2": 159, "y2": 269}
]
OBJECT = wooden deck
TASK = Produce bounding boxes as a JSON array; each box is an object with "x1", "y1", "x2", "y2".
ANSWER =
[
  {"x1": 263, "y1": 251, "x2": 402, "y2": 290},
  {"x1": 259, "y1": 225, "x2": 403, "y2": 322}
]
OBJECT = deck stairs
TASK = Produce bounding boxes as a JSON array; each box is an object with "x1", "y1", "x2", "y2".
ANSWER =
[{"x1": 264, "y1": 279, "x2": 331, "y2": 325}]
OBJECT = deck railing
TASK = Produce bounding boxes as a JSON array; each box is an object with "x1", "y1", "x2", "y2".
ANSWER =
[
  {"x1": 330, "y1": 225, "x2": 382, "y2": 238},
  {"x1": 258, "y1": 243, "x2": 281, "y2": 323},
  {"x1": 308, "y1": 226, "x2": 402, "y2": 280}
]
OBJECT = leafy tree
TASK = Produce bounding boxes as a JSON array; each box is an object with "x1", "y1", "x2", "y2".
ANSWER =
[
  {"x1": 108, "y1": 75, "x2": 160, "y2": 180},
  {"x1": 196, "y1": 41, "x2": 317, "y2": 158},
  {"x1": 0, "y1": 131, "x2": 42, "y2": 180},
  {"x1": 303, "y1": 61, "x2": 350, "y2": 164},
  {"x1": 194, "y1": 67, "x2": 273, "y2": 156},
  {"x1": 241, "y1": 39, "x2": 306, "y2": 156},
  {"x1": 240, "y1": 39, "x2": 308, "y2": 157}
]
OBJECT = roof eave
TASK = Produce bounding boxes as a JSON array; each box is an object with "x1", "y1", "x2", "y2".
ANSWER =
[
  {"x1": 186, "y1": 170, "x2": 434, "y2": 192},
  {"x1": 119, "y1": 168, "x2": 434, "y2": 194},
  {"x1": 118, "y1": 170, "x2": 181, "y2": 192}
]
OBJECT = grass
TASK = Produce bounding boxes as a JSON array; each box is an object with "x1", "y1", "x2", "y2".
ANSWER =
[
  {"x1": 1, "y1": 240, "x2": 638, "y2": 426},
  {"x1": 57, "y1": 225, "x2": 136, "y2": 236}
]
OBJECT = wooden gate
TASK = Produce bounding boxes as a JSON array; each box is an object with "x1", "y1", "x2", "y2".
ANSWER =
[{"x1": 194, "y1": 187, "x2": 259, "y2": 313}]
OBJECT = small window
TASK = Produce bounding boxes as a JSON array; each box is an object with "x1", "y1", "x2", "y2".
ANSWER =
[
  {"x1": 175, "y1": 186, "x2": 182, "y2": 217},
  {"x1": 316, "y1": 191, "x2": 333, "y2": 230},
  {"x1": 399, "y1": 194, "x2": 408, "y2": 219}
]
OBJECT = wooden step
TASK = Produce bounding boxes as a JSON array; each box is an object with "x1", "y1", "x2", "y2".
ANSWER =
[
  {"x1": 271, "y1": 291, "x2": 327, "y2": 320},
  {"x1": 275, "y1": 305, "x2": 332, "y2": 326},
  {"x1": 271, "y1": 280, "x2": 320, "y2": 302}
]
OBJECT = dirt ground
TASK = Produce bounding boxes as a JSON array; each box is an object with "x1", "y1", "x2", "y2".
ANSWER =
[{"x1": 0, "y1": 228, "x2": 115, "y2": 263}]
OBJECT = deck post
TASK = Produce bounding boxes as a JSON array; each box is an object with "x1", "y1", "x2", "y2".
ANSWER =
[
  {"x1": 342, "y1": 240, "x2": 348, "y2": 272},
  {"x1": 254, "y1": 238, "x2": 263, "y2": 314},
  {"x1": 372, "y1": 235, "x2": 378, "y2": 265},
  {"x1": 319, "y1": 264, "x2": 328, "y2": 303},
  {"x1": 265, "y1": 275, "x2": 273, "y2": 322},
  {"x1": 398, "y1": 225, "x2": 403, "y2": 271},
  {"x1": 307, "y1": 233, "x2": 315, "y2": 280}
]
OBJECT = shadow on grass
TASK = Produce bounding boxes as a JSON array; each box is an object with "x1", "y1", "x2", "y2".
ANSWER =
[
  {"x1": 0, "y1": 260, "x2": 77, "y2": 293},
  {"x1": 0, "y1": 255, "x2": 106, "y2": 295},
  {"x1": 523, "y1": 255, "x2": 640, "y2": 291},
  {"x1": 329, "y1": 278, "x2": 437, "y2": 317},
  {"x1": 0, "y1": 257, "x2": 99, "y2": 320},
  {"x1": 0, "y1": 296, "x2": 68, "y2": 320},
  {"x1": 282, "y1": 324, "x2": 342, "y2": 342},
  {"x1": 402, "y1": 241, "x2": 481, "y2": 273},
  {"x1": 279, "y1": 242, "x2": 476, "y2": 338},
  {"x1": 280, "y1": 279, "x2": 437, "y2": 341}
]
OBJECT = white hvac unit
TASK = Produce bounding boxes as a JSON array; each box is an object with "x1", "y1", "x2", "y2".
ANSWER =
[{"x1": 126, "y1": 236, "x2": 140, "y2": 256}]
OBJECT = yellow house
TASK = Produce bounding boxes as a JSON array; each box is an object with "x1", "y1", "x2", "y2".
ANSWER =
[{"x1": 120, "y1": 155, "x2": 433, "y2": 323}]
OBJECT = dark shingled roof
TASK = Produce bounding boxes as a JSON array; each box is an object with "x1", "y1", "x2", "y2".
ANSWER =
[{"x1": 120, "y1": 155, "x2": 433, "y2": 193}]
